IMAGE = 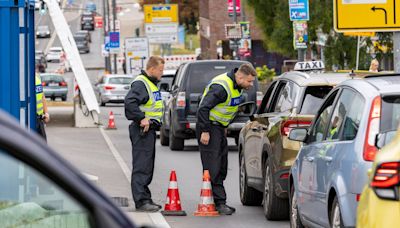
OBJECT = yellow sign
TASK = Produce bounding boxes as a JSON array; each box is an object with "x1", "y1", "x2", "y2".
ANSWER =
[
  {"x1": 144, "y1": 4, "x2": 178, "y2": 23},
  {"x1": 344, "y1": 32, "x2": 376, "y2": 36},
  {"x1": 334, "y1": 0, "x2": 400, "y2": 32}
]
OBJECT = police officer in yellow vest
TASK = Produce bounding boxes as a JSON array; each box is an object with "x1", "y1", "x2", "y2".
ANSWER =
[
  {"x1": 36, "y1": 73, "x2": 50, "y2": 141},
  {"x1": 124, "y1": 56, "x2": 164, "y2": 212},
  {"x1": 197, "y1": 64, "x2": 257, "y2": 215}
]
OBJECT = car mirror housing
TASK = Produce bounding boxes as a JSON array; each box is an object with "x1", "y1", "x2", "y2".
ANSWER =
[
  {"x1": 159, "y1": 82, "x2": 170, "y2": 92},
  {"x1": 237, "y1": 101, "x2": 256, "y2": 117},
  {"x1": 288, "y1": 128, "x2": 308, "y2": 142}
]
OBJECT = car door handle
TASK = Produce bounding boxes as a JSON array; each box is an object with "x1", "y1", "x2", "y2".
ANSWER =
[
  {"x1": 305, "y1": 156, "x2": 315, "y2": 162},
  {"x1": 322, "y1": 156, "x2": 333, "y2": 162}
]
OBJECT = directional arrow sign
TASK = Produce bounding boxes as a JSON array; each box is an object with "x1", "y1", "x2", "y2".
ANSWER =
[{"x1": 334, "y1": 0, "x2": 400, "y2": 32}]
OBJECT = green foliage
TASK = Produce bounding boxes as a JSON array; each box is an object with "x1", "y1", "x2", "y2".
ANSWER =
[
  {"x1": 256, "y1": 65, "x2": 276, "y2": 82},
  {"x1": 246, "y1": 0, "x2": 382, "y2": 70}
]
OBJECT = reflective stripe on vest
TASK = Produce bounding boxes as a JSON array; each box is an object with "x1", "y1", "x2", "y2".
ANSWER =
[
  {"x1": 133, "y1": 75, "x2": 164, "y2": 122},
  {"x1": 36, "y1": 74, "x2": 44, "y2": 115},
  {"x1": 201, "y1": 73, "x2": 242, "y2": 126}
]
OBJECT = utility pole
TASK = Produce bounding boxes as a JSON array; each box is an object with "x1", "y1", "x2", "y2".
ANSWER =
[
  {"x1": 394, "y1": 32, "x2": 400, "y2": 72},
  {"x1": 112, "y1": 0, "x2": 117, "y2": 74},
  {"x1": 103, "y1": 0, "x2": 111, "y2": 73},
  {"x1": 232, "y1": 0, "x2": 239, "y2": 60}
]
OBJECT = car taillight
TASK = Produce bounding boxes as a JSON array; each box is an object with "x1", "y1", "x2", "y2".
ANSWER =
[
  {"x1": 363, "y1": 96, "x2": 381, "y2": 161},
  {"x1": 256, "y1": 91, "x2": 263, "y2": 107},
  {"x1": 42, "y1": 82, "x2": 46, "y2": 86},
  {"x1": 59, "y1": 81, "x2": 67, "y2": 86},
  {"x1": 104, "y1": 85, "x2": 115, "y2": 90},
  {"x1": 371, "y1": 162, "x2": 400, "y2": 200},
  {"x1": 177, "y1": 92, "x2": 186, "y2": 107},
  {"x1": 281, "y1": 119, "x2": 311, "y2": 136}
]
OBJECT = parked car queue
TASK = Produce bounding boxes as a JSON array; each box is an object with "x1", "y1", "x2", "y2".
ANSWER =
[{"x1": 234, "y1": 62, "x2": 400, "y2": 227}]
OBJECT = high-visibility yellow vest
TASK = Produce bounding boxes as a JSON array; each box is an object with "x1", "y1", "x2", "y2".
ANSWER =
[
  {"x1": 36, "y1": 74, "x2": 44, "y2": 115},
  {"x1": 133, "y1": 75, "x2": 163, "y2": 122},
  {"x1": 201, "y1": 73, "x2": 242, "y2": 126}
]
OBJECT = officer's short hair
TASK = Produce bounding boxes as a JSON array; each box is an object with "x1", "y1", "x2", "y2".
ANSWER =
[
  {"x1": 146, "y1": 56, "x2": 165, "y2": 69},
  {"x1": 238, "y1": 64, "x2": 257, "y2": 77}
]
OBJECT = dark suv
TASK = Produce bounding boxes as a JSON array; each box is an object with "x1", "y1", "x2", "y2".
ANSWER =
[{"x1": 160, "y1": 60, "x2": 261, "y2": 150}]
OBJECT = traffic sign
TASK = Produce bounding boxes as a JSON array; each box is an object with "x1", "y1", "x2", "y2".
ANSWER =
[
  {"x1": 227, "y1": 0, "x2": 241, "y2": 16},
  {"x1": 144, "y1": 4, "x2": 178, "y2": 23},
  {"x1": 147, "y1": 34, "x2": 178, "y2": 44},
  {"x1": 334, "y1": 0, "x2": 400, "y2": 32},
  {"x1": 344, "y1": 32, "x2": 376, "y2": 37},
  {"x1": 109, "y1": 32, "x2": 120, "y2": 48},
  {"x1": 94, "y1": 16, "x2": 103, "y2": 28},
  {"x1": 125, "y1": 37, "x2": 149, "y2": 74},
  {"x1": 145, "y1": 23, "x2": 178, "y2": 34},
  {"x1": 289, "y1": 0, "x2": 309, "y2": 21}
]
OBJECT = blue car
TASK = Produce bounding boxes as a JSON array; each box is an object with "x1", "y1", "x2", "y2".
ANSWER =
[
  {"x1": 289, "y1": 74, "x2": 400, "y2": 227},
  {"x1": 85, "y1": 1, "x2": 96, "y2": 13}
]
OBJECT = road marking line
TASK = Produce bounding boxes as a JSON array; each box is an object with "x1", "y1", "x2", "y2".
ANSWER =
[
  {"x1": 99, "y1": 127, "x2": 131, "y2": 181},
  {"x1": 149, "y1": 212, "x2": 171, "y2": 228}
]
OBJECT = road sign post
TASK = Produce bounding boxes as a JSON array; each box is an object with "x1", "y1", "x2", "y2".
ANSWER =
[{"x1": 289, "y1": 0, "x2": 309, "y2": 61}]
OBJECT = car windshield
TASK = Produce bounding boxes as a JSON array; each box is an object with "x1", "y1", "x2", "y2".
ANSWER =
[
  {"x1": 108, "y1": 77, "x2": 132, "y2": 84},
  {"x1": 41, "y1": 75, "x2": 64, "y2": 83},
  {"x1": 74, "y1": 36, "x2": 86, "y2": 42},
  {"x1": 299, "y1": 86, "x2": 333, "y2": 114},
  {"x1": 37, "y1": 26, "x2": 48, "y2": 31},
  {"x1": 187, "y1": 63, "x2": 244, "y2": 93},
  {"x1": 82, "y1": 17, "x2": 92, "y2": 21}
]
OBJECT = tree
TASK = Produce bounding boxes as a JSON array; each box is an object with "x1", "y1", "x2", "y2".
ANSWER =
[{"x1": 246, "y1": 0, "x2": 377, "y2": 69}]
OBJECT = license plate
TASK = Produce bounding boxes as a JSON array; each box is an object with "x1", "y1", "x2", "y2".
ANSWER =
[{"x1": 49, "y1": 83, "x2": 58, "y2": 86}]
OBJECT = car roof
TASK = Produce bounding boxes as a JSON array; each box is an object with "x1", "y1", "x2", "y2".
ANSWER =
[
  {"x1": 49, "y1": 47, "x2": 62, "y2": 51},
  {"x1": 339, "y1": 75, "x2": 400, "y2": 95},
  {"x1": 186, "y1": 60, "x2": 248, "y2": 65},
  {"x1": 278, "y1": 71, "x2": 351, "y2": 86},
  {"x1": 40, "y1": 73, "x2": 62, "y2": 77},
  {"x1": 105, "y1": 74, "x2": 133, "y2": 78},
  {"x1": 163, "y1": 69, "x2": 176, "y2": 75}
]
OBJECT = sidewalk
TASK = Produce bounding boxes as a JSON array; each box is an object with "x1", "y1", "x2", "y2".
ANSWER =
[{"x1": 46, "y1": 106, "x2": 169, "y2": 228}]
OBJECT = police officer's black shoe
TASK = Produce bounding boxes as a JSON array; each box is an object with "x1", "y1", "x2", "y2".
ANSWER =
[
  {"x1": 226, "y1": 204, "x2": 236, "y2": 213},
  {"x1": 216, "y1": 204, "x2": 235, "y2": 215},
  {"x1": 136, "y1": 203, "x2": 160, "y2": 212},
  {"x1": 150, "y1": 201, "x2": 162, "y2": 209}
]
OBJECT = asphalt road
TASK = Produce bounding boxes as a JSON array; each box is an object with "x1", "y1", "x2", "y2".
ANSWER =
[{"x1": 97, "y1": 104, "x2": 289, "y2": 228}]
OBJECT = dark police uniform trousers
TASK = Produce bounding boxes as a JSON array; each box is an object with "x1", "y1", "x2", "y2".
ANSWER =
[
  {"x1": 197, "y1": 123, "x2": 228, "y2": 205},
  {"x1": 129, "y1": 122, "x2": 156, "y2": 206},
  {"x1": 36, "y1": 115, "x2": 47, "y2": 141}
]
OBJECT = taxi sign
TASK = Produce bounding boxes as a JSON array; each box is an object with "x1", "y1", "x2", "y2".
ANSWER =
[
  {"x1": 334, "y1": 0, "x2": 400, "y2": 32},
  {"x1": 144, "y1": 4, "x2": 178, "y2": 23},
  {"x1": 294, "y1": 61, "x2": 325, "y2": 71}
]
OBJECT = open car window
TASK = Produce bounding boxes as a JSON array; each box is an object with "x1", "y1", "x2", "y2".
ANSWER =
[{"x1": 0, "y1": 148, "x2": 92, "y2": 227}]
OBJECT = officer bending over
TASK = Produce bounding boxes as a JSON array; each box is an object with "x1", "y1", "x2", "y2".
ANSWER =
[
  {"x1": 197, "y1": 64, "x2": 257, "y2": 215},
  {"x1": 125, "y1": 56, "x2": 164, "y2": 212}
]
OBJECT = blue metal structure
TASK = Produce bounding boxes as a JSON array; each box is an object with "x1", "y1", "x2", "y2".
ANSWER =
[{"x1": 0, "y1": 0, "x2": 36, "y2": 130}]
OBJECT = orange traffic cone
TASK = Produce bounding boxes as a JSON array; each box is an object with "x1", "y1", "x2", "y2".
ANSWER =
[
  {"x1": 161, "y1": 170, "x2": 187, "y2": 216},
  {"x1": 194, "y1": 170, "x2": 219, "y2": 216},
  {"x1": 107, "y1": 111, "x2": 117, "y2": 129}
]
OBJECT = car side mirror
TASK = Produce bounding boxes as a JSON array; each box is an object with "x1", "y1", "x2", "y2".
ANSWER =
[
  {"x1": 237, "y1": 101, "x2": 256, "y2": 117},
  {"x1": 171, "y1": 84, "x2": 179, "y2": 92},
  {"x1": 159, "y1": 82, "x2": 170, "y2": 92},
  {"x1": 288, "y1": 128, "x2": 308, "y2": 142}
]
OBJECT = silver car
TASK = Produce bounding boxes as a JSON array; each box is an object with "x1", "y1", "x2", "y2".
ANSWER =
[
  {"x1": 289, "y1": 74, "x2": 400, "y2": 227},
  {"x1": 40, "y1": 73, "x2": 68, "y2": 101},
  {"x1": 96, "y1": 75, "x2": 134, "y2": 106},
  {"x1": 46, "y1": 47, "x2": 62, "y2": 62},
  {"x1": 36, "y1": 25, "x2": 51, "y2": 38}
]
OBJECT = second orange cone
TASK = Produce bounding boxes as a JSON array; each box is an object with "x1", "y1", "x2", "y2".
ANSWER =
[{"x1": 194, "y1": 170, "x2": 219, "y2": 216}]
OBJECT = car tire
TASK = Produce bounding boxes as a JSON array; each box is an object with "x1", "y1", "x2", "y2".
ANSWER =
[
  {"x1": 239, "y1": 154, "x2": 263, "y2": 206},
  {"x1": 61, "y1": 96, "x2": 67, "y2": 102},
  {"x1": 330, "y1": 196, "x2": 344, "y2": 228},
  {"x1": 98, "y1": 94, "x2": 106, "y2": 106},
  {"x1": 160, "y1": 125, "x2": 169, "y2": 146},
  {"x1": 169, "y1": 124, "x2": 184, "y2": 150},
  {"x1": 290, "y1": 184, "x2": 304, "y2": 228},
  {"x1": 263, "y1": 158, "x2": 289, "y2": 220},
  {"x1": 235, "y1": 136, "x2": 239, "y2": 146}
]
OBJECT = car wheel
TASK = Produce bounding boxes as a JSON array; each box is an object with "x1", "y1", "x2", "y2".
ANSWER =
[
  {"x1": 98, "y1": 94, "x2": 105, "y2": 106},
  {"x1": 235, "y1": 136, "x2": 239, "y2": 146},
  {"x1": 290, "y1": 184, "x2": 304, "y2": 228},
  {"x1": 51, "y1": 97, "x2": 55, "y2": 101},
  {"x1": 61, "y1": 96, "x2": 67, "y2": 102},
  {"x1": 239, "y1": 153, "x2": 263, "y2": 206},
  {"x1": 330, "y1": 196, "x2": 344, "y2": 228},
  {"x1": 160, "y1": 125, "x2": 169, "y2": 146},
  {"x1": 263, "y1": 158, "x2": 289, "y2": 220},
  {"x1": 169, "y1": 123, "x2": 184, "y2": 150}
]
